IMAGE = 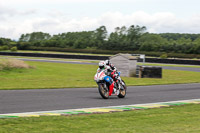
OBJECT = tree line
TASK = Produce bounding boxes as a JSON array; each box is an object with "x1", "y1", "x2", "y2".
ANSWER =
[{"x1": 0, "y1": 25, "x2": 200, "y2": 55}]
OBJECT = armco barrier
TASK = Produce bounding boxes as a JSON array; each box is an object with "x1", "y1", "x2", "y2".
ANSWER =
[
  {"x1": 0, "y1": 52, "x2": 109, "y2": 60},
  {"x1": 0, "y1": 52, "x2": 200, "y2": 65}
]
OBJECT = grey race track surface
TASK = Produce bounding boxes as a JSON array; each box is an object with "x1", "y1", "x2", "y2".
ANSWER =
[
  {"x1": 161, "y1": 66, "x2": 200, "y2": 72},
  {"x1": 1, "y1": 83, "x2": 200, "y2": 114}
]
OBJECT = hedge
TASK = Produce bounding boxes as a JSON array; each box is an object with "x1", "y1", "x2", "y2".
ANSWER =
[{"x1": 21, "y1": 46, "x2": 200, "y2": 59}]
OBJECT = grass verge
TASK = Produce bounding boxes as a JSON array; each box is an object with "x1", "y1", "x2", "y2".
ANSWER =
[
  {"x1": 0, "y1": 104, "x2": 200, "y2": 133},
  {"x1": 0, "y1": 61, "x2": 200, "y2": 90}
]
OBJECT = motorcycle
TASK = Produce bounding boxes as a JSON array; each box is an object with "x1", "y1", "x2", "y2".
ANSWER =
[{"x1": 94, "y1": 69, "x2": 127, "y2": 99}]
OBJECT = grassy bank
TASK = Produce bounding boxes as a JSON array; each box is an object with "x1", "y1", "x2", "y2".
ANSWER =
[
  {"x1": 1, "y1": 104, "x2": 200, "y2": 133},
  {"x1": 0, "y1": 61, "x2": 200, "y2": 90}
]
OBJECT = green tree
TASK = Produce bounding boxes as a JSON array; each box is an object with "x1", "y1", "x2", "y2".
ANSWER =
[
  {"x1": 139, "y1": 33, "x2": 167, "y2": 51},
  {"x1": 126, "y1": 25, "x2": 146, "y2": 50},
  {"x1": 192, "y1": 37, "x2": 200, "y2": 54},
  {"x1": 19, "y1": 32, "x2": 51, "y2": 42},
  {"x1": 94, "y1": 26, "x2": 107, "y2": 48},
  {"x1": 0, "y1": 39, "x2": 4, "y2": 46},
  {"x1": 107, "y1": 26, "x2": 128, "y2": 50}
]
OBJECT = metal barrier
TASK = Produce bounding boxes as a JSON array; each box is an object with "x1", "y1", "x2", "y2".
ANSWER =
[
  {"x1": 136, "y1": 65, "x2": 162, "y2": 78},
  {"x1": 0, "y1": 52, "x2": 109, "y2": 60}
]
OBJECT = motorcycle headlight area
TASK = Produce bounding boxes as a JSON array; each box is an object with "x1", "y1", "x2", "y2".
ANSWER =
[{"x1": 100, "y1": 77, "x2": 104, "y2": 80}]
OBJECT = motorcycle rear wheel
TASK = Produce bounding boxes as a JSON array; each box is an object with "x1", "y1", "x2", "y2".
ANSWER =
[
  {"x1": 98, "y1": 83, "x2": 109, "y2": 99},
  {"x1": 118, "y1": 80, "x2": 127, "y2": 98}
]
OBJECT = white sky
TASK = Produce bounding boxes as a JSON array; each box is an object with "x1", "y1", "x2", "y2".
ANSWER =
[{"x1": 0, "y1": 0, "x2": 200, "y2": 40}]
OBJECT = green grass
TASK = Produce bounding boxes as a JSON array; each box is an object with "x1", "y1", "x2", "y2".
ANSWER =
[
  {"x1": 0, "y1": 61, "x2": 97, "y2": 90},
  {"x1": 1, "y1": 104, "x2": 200, "y2": 133},
  {"x1": 0, "y1": 61, "x2": 200, "y2": 90},
  {"x1": 123, "y1": 69, "x2": 200, "y2": 86}
]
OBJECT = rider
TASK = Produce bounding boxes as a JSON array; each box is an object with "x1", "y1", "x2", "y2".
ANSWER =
[
  {"x1": 105, "y1": 60, "x2": 116, "y2": 71},
  {"x1": 97, "y1": 61, "x2": 106, "y2": 72},
  {"x1": 97, "y1": 61, "x2": 115, "y2": 96},
  {"x1": 104, "y1": 60, "x2": 122, "y2": 84}
]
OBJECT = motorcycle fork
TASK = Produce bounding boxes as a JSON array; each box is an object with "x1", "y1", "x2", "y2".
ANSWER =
[{"x1": 103, "y1": 83, "x2": 107, "y2": 89}]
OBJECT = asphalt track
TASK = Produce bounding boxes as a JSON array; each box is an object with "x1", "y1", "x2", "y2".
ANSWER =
[
  {"x1": 0, "y1": 58, "x2": 200, "y2": 114},
  {"x1": 1, "y1": 83, "x2": 200, "y2": 114}
]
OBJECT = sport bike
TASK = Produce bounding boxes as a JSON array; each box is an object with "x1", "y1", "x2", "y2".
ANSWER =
[{"x1": 94, "y1": 70, "x2": 127, "y2": 99}]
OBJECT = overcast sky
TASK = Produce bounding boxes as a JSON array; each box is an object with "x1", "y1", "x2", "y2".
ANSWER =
[{"x1": 0, "y1": 0, "x2": 200, "y2": 40}]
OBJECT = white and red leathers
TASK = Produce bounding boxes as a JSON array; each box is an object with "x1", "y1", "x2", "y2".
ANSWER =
[
  {"x1": 97, "y1": 61, "x2": 115, "y2": 96},
  {"x1": 105, "y1": 60, "x2": 122, "y2": 83}
]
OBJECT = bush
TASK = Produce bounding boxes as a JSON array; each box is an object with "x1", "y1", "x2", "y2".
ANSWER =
[
  {"x1": 2, "y1": 45, "x2": 9, "y2": 50},
  {"x1": 23, "y1": 46, "x2": 200, "y2": 59},
  {"x1": 10, "y1": 46, "x2": 18, "y2": 52},
  {"x1": 17, "y1": 42, "x2": 32, "y2": 50},
  {"x1": 160, "y1": 53, "x2": 168, "y2": 59},
  {"x1": 26, "y1": 46, "x2": 120, "y2": 55}
]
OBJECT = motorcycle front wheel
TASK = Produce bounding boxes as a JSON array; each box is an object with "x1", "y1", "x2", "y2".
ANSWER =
[
  {"x1": 98, "y1": 83, "x2": 109, "y2": 99},
  {"x1": 118, "y1": 80, "x2": 127, "y2": 98}
]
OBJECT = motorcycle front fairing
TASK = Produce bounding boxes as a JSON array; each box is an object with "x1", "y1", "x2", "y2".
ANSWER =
[
  {"x1": 94, "y1": 70, "x2": 113, "y2": 89},
  {"x1": 103, "y1": 76, "x2": 113, "y2": 85}
]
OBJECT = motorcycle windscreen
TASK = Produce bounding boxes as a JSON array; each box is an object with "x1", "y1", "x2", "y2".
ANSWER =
[{"x1": 118, "y1": 72, "x2": 121, "y2": 76}]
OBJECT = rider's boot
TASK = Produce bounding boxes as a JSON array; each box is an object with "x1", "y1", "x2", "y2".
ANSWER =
[
  {"x1": 109, "y1": 82, "x2": 114, "y2": 96},
  {"x1": 113, "y1": 85, "x2": 119, "y2": 95}
]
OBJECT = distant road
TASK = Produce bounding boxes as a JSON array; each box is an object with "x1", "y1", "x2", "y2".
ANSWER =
[
  {"x1": 161, "y1": 66, "x2": 200, "y2": 72},
  {"x1": 20, "y1": 58, "x2": 97, "y2": 65},
  {"x1": 19, "y1": 58, "x2": 200, "y2": 72}
]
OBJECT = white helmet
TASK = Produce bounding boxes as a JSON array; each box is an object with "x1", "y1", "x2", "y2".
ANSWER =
[
  {"x1": 99, "y1": 61, "x2": 105, "y2": 69},
  {"x1": 105, "y1": 60, "x2": 110, "y2": 65}
]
